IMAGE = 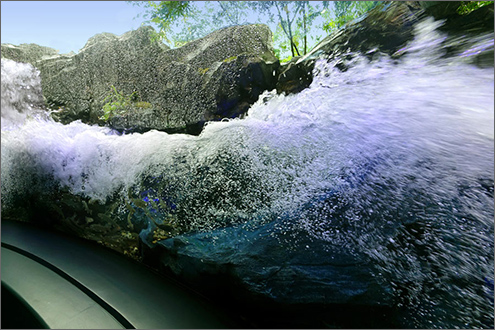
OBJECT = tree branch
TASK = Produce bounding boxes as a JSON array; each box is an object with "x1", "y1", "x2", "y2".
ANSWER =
[
  {"x1": 217, "y1": 1, "x2": 237, "y2": 25},
  {"x1": 274, "y1": 2, "x2": 294, "y2": 56}
]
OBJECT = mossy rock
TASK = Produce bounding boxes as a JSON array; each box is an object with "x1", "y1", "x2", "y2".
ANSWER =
[{"x1": 2, "y1": 24, "x2": 280, "y2": 135}]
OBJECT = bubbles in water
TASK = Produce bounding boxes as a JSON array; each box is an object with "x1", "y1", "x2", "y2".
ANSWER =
[
  {"x1": 1, "y1": 18, "x2": 493, "y2": 328},
  {"x1": 1, "y1": 59, "x2": 47, "y2": 129}
]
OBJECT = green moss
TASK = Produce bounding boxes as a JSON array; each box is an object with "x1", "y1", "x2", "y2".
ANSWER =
[
  {"x1": 222, "y1": 55, "x2": 238, "y2": 63},
  {"x1": 135, "y1": 101, "x2": 152, "y2": 109},
  {"x1": 99, "y1": 85, "x2": 152, "y2": 122},
  {"x1": 197, "y1": 67, "x2": 210, "y2": 75}
]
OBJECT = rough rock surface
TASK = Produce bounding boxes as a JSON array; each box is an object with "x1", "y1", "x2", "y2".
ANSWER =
[
  {"x1": 276, "y1": 1, "x2": 424, "y2": 95},
  {"x1": 277, "y1": 1, "x2": 494, "y2": 95},
  {"x1": 38, "y1": 27, "x2": 171, "y2": 128},
  {"x1": 0, "y1": 43, "x2": 62, "y2": 65},
  {"x1": 1, "y1": 25, "x2": 279, "y2": 135}
]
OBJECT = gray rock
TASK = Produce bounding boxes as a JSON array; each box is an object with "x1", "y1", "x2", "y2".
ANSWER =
[
  {"x1": 1, "y1": 43, "x2": 60, "y2": 65},
  {"x1": 145, "y1": 24, "x2": 279, "y2": 134},
  {"x1": 276, "y1": 1, "x2": 424, "y2": 95},
  {"x1": 1, "y1": 24, "x2": 279, "y2": 135},
  {"x1": 35, "y1": 26, "x2": 172, "y2": 126},
  {"x1": 278, "y1": 1, "x2": 494, "y2": 95}
]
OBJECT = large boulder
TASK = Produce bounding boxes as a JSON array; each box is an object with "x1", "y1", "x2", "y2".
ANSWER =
[
  {"x1": 1, "y1": 25, "x2": 279, "y2": 135},
  {"x1": 36, "y1": 26, "x2": 170, "y2": 129},
  {"x1": 277, "y1": 1, "x2": 494, "y2": 95}
]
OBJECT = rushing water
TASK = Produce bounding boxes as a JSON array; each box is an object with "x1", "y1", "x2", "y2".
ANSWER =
[{"x1": 1, "y1": 19, "x2": 494, "y2": 328}]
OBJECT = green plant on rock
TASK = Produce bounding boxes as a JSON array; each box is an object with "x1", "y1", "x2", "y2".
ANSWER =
[
  {"x1": 197, "y1": 67, "x2": 210, "y2": 75},
  {"x1": 222, "y1": 55, "x2": 238, "y2": 63},
  {"x1": 135, "y1": 101, "x2": 152, "y2": 109},
  {"x1": 100, "y1": 85, "x2": 132, "y2": 121},
  {"x1": 100, "y1": 85, "x2": 146, "y2": 122}
]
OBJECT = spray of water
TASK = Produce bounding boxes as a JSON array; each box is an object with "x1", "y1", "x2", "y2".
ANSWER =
[
  {"x1": 1, "y1": 59, "x2": 47, "y2": 129},
  {"x1": 1, "y1": 19, "x2": 493, "y2": 328}
]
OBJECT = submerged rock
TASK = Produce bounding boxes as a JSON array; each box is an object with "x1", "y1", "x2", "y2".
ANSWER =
[
  {"x1": 1, "y1": 25, "x2": 279, "y2": 135},
  {"x1": 140, "y1": 169, "x2": 494, "y2": 328},
  {"x1": 142, "y1": 217, "x2": 396, "y2": 328}
]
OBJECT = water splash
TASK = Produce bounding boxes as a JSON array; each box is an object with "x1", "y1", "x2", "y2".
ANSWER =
[
  {"x1": 1, "y1": 18, "x2": 493, "y2": 328},
  {"x1": 1, "y1": 59, "x2": 47, "y2": 130}
]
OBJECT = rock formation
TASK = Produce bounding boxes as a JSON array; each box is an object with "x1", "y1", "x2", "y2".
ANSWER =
[
  {"x1": 276, "y1": 1, "x2": 494, "y2": 95},
  {"x1": 2, "y1": 25, "x2": 279, "y2": 135}
]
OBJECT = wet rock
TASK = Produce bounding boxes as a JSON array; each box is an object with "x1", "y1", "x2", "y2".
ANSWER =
[
  {"x1": 419, "y1": 1, "x2": 463, "y2": 19},
  {"x1": 1, "y1": 25, "x2": 279, "y2": 135},
  {"x1": 156, "y1": 223, "x2": 389, "y2": 303},
  {"x1": 279, "y1": 1, "x2": 494, "y2": 94},
  {"x1": 440, "y1": 2, "x2": 493, "y2": 34},
  {"x1": 141, "y1": 217, "x2": 395, "y2": 328},
  {"x1": 0, "y1": 178, "x2": 143, "y2": 260},
  {"x1": 312, "y1": 2, "x2": 423, "y2": 61},
  {"x1": 434, "y1": 3, "x2": 494, "y2": 68},
  {"x1": 276, "y1": 2, "x2": 424, "y2": 95},
  {"x1": 276, "y1": 57, "x2": 315, "y2": 95}
]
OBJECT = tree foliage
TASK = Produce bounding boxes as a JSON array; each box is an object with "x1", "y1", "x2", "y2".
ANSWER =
[
  {"x1": 128, "y1": 1, "x2": 380, "y2": 60},
  {"x1": 322, "y1": 1, "x2": 379, "y2": 33},
  {"x1": 456, "y1": 1, "x2": 493, "y2": 15},
  {"x1": 128, "y1": 1, "x2": 250, "y2": 47},
  {"x1": 246, "y1": 1, "x2": 331, "y2": 57}
]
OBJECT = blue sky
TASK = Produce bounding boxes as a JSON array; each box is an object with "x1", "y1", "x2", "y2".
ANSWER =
[
  {"x1": 1, "y1": 1, "x2": 333, "y2": 57},
  {"x1": 1, "y1": 1, "x2": 147, "y2": 53}
]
